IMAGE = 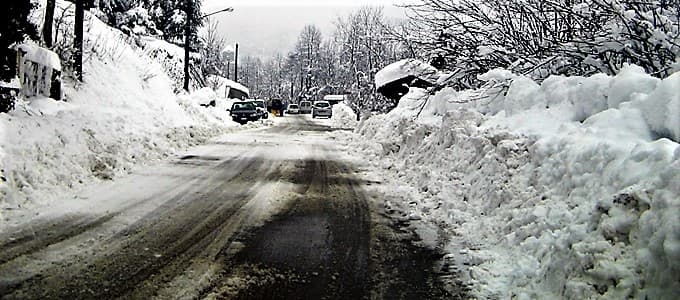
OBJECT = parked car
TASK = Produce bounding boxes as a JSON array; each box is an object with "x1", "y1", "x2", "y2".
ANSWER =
[
  {"x1": 287, "y1": 103, "x2": 299, "y2": 114},
  {"x1": 250, "y1": 99, "x2": 269, "y2": 119},
  {"x1": 299, "y1": 100, "x2": 312, "y2": 114},
  {"x1": 229, "y1": 101, "x2": 259, "y2": 124},
  {"x1": 312, "y1": 101, "x2": 332, "y2": 118}
]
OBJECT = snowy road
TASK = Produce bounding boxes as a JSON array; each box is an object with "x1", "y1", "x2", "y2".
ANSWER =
[{"x1": 0, "y1": 116, "x2": 461, "y2": 299}]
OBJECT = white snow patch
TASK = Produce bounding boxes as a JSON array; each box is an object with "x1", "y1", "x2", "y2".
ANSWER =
[{"x1": 330, "y1": 103, "x2": 357, "y2": 129}]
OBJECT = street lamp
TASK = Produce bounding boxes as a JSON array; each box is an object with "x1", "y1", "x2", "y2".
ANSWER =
[{"x1": 183, "y1": 3, "x2": 234, "y2": 92}]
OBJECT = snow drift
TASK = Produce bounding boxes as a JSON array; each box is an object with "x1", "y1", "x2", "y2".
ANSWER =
[{"x1": 344, "y1": 64, "x2": 679, "y2": 299}]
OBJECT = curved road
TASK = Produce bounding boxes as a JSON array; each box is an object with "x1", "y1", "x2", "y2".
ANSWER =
[{"x1": 0, "y1": 116, "x2": 465, "y2": 299}]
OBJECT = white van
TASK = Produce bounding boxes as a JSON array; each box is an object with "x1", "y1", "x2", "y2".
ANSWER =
[{"x1": 299, "y1": 101, "x2": 312, "y2": 114}]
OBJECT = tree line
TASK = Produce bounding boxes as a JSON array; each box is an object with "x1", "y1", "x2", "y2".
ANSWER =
[
  {"x1": 3, "y1": 0, "x2": 678, "y2": 114},
  {"x1": 217, "y1": 7, "x2": 413, "y2": 113},
  {"x1": 224, "y1": 0, "x2": 678, "y2": 113}
]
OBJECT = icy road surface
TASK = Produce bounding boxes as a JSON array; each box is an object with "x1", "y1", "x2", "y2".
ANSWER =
[{"x1": 0, "y1": 116, "x2": 464, "y2": 299}]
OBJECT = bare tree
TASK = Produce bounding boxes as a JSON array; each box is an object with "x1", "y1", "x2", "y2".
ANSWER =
[
  {"x1": 333, "y1": 6, "x2": 407, "y2": 111},
  {"x1": 401, "y1": 0, "x2": 680, "y2": 87},
  {"x1": 199, "y1": 18, "x2": 227, "y2": 79}
]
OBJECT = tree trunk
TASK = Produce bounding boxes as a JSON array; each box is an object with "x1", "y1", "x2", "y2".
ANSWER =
[
  {"x1": 43, "y1": 0, "x2": 55, "y2": 48},
  {"x1": 74, "y1": 0, "x2": 84, "y2": 81},
  {"x1": 183, "y1": 0, "x2": 192, "y2": 91}
]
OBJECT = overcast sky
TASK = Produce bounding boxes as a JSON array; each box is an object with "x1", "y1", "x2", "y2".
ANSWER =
[{"x1": 201, "y1": 0, "x2": 413, "y2": 59}]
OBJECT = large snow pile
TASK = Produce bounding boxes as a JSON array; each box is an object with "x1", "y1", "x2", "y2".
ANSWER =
[
  {"x1": 330, "y1": 103, "x2": 358, "y2": 129},
  {"x1": 0, "y1": 0, "x2": 240, "y2": 228},
  {"x1": 341, "y1": 64, "x2": 679, "y2": 298},
  {"x1": 177, "y1": 87, "x2": 238, "y2": 124}
]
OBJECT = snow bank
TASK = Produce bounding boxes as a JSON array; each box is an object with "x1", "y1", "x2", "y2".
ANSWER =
[
  {"x1": 0, "y1": 0, "x2": 239, "y2": 228},
  {"x1": 177, "y1": 87, "x2": 238, "y2": 124},
  {"x1": 343, "y1": 64, "x2": 680, "y2": 298},
  {"x1": 497, "y1": 64, "x2": 679, "y2": 143}
]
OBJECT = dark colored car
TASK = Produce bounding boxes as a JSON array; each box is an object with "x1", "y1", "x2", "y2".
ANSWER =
[
  {"x1": 229, "y1": 101, "x2": 259, "y2": 124},
  {"x1": 268, "y1": 99, "x2": 284, "y2": 116}
]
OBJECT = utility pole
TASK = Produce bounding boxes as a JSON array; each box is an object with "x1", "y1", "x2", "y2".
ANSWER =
[
  {"x1": 74, "y1": 0, "x2": 84, "y2": 81},
  {"x1": 234, "y1": 43, "x2": 239, "y2": 82},
  {"x1": 183, "y1": 0, "x2": 192, "y2": 91},
  {"x1": 183, "y1": 5, "x2": 233, "y2": 92}
]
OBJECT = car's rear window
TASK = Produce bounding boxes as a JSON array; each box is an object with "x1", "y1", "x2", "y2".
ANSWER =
[
  {"x1": 232, "y1": 102, "x2": 255, "y2": 110},
  {"x1": 315, "y1": 102, "x2": 330, "y2": 108},
  {"x1": 301, "y1": 102, "x2": 311, "y2": 107},
  {"x1": 289, "y1": 104, "x2": 298, "y2": 109}
]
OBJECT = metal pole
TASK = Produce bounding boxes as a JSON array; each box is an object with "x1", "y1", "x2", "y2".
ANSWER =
[{"x1": 234, "y1": 43, "x2": 239, "y2": 82}]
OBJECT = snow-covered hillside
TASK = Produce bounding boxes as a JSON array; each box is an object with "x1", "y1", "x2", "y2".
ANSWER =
[
  {"x1": 336, "y1": 64, "x2": 679, "y2": 299},
  {"x1": 0, "y1": 0, "x2": 239, "y2": 228}
]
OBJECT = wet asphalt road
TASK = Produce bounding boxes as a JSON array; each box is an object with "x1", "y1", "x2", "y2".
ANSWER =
[{"x1": 0, "y1": 116, "x2": 465, "y2": 299}]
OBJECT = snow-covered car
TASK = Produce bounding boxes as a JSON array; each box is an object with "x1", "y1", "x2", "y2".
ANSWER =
[
  {"x1": 287, "y1": 103, "x2": 299, "y2": 114},
  {"x1": 299, "y1": 101, "x2": 312, "y2": 114},
  {"x1": 312, "y1": 101, "x2": 332, "y2": 118},
  {"x1": 250, "y1": 99, "x2": 269, "y2": 119},
  {"x1": 229, "y1": 101, "x2": 259, "y2": 124}
]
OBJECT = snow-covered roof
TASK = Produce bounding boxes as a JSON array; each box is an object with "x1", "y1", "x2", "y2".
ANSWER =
[
  {"x1": 375, "y1": 59, "x2": 438, "y2": 89},
  {"x1": 208, "y1": 75, "x2": 249, "y2": 94},
  {"x1": 15, "y1": 44, "x2": 62, "y2": 71}
]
